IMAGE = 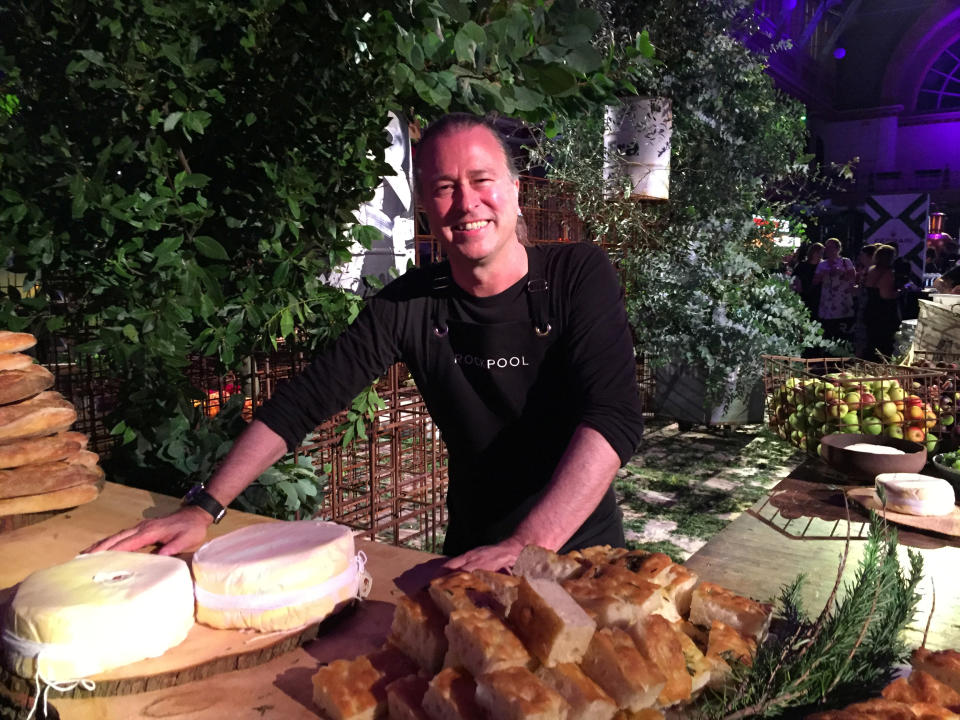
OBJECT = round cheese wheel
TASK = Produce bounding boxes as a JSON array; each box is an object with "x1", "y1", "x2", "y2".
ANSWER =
[
  {"x1": 2, "y1": 552, "x2": 195, "y2": 679},
  {"x1": 875, "y1": 473, "x2": 956, "y2": 516},
  {"x1": 192, "y1": 520, "x2": 359, "y2": 632}
]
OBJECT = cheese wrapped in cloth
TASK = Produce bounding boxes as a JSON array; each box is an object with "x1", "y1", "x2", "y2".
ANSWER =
[
  {"x1": 2, "y1": 552, "x2": 194, "y2": 679},
  {"x1": 192, "y1": 520, "x2": 369, "y2": 632}
]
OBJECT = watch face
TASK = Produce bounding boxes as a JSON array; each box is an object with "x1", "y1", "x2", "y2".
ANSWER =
[{"x1": 184, "y1": 485, "x2": 204, "y2": 502}]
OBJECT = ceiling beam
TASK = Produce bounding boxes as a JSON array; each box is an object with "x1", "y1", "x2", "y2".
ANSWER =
[
  {"x1": 797, "y1": 0, "x2": 845, "y2": 49},
  {"x1": 818, "y1": 0, "x2": 865, "y2": 61}
]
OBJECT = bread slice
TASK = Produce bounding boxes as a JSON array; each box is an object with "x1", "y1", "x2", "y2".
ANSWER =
[
  {"x1": 476, "y1": 666, "x2": 570, "y2": 720},
  {"x1": 688, "y1": 582, "x2": 772, "y2": 641},
  {"x1": 580, "y1": 627, "x2": 666, "y2": 712},
  {"x1": 423, "y1": 667, "x2": 485, "y2": 720},
  {"x1": 386, "y1": 675, "x2": 431, "y2": 720},
  {"x1": 513, "y1": 545, "x2": 586, "y2": 582},
  {"x1": 0, "y1": 331, "x2": 37, "y2": 353},
  {"x1": 507, "y1": 577, "x2": 596, "y2": 667},
  {"x1": 627, "y1": 614, "x2": 692, "y2": 706},
  {"x1": 611, "y1": 711, "x2": 664, "y2": 720},
  {"x1": 883, "y1": 670, "x2": 960, "y2": 710},
  {"x1": 609, "y1": 551, "x2": 674, "y2": 584},
  {"x1": 0, "y1": 354, "x2": 34, "y2": 372},
  {"x1": 706, "y1": 620, "x2": 757, "y2": 667},
  {"x1": 536, "y1": 663, "x2": 617, "y2": 720},
  {"x1": 389, "y1": 590, "x2": 448, "y2": 674},
  {"x1": 0, "y1": 431, "x2": 87, "y2": 469},
  {"x1": 844, "y1": 697, "x2": 929, "y2": 719},
  {"x1": 473, "y1": 569, "x2": 522, "y2": 617},
  {"x1": 0, "y1": 391, "x2": 77, "y2": 442},
  {"x1": 0, "y1": 480, "x2": 100, "y2": 516},
  {"x1": 311, "y1": 647, "x2": 417, "y2": 720},
  {"x1": 444, "y1": 606, "x2": 533, "y2": 677},
  {"x1": 0, "y1": 364, "x2": 54, "y2": 405},
  {"x1": 569, "y1": 546, "x2": 629, "y2": 566},
  {"x1": 913, "y1": 648, "x2": 960, "y2": 695},
  {"x1": 0, "y1": 460, "x2": 103, "y2": 499},
  {"x1": 564, "y1": 567, "x2": 678, "y2": 629},
  {"x1": 430, "y1": 571, "x2": 499, "y2": 618},
  {"x1": 675, "y1": 627, "x2": 714, "y2": 694}
]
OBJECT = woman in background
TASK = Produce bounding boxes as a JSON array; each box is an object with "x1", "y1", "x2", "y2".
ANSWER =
[
  {"x1": 863, "y1": 244, "x2": 900, "y2": 361},
  {"x1": 814, "y1": 238, "x2": 856, "y2": 342},
  {"x1": 792, "y1": 242, "x2": 823, "y2": 321}
]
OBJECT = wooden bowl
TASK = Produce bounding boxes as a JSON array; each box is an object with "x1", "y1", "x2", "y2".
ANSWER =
[{"x1": 819, "y1": 433, "x2": 927, "y2": 483}]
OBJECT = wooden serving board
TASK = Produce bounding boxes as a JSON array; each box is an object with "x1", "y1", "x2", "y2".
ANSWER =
[{"x1": 846, "y1": 487, "x2": 960, "y2": 537}]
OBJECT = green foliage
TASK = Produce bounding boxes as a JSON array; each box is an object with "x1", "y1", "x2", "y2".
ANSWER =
[
  {"x1": 695, "y1": 514, "x2": 924, "y2": 718},
  {"x1": 531, "y1": 0, "x2": 824, "y2": 406},
  {"x1": 0, "y1": 0, "x2": 634, "y2": 509},
  {"x1": 235, "y1": 454, "x2": 327, "y2": 521}
]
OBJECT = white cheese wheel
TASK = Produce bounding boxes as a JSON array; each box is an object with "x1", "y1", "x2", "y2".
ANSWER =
[
  {"x1": 2, "y1": 552, "x2": 194, "y2": 679},
  {"x1": 845, "y1": 444, "x2": 906, "y2": 455},
  {"x1": 192, "y1": 520, "x2": 359, "y2": 632},
  {"x1": 875, "y1": 473, "x2": 956, "y2": 516}
]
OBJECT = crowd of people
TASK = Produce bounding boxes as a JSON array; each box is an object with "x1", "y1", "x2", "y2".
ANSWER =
[{"x1": 788, "y1": 237, "x2": 953, "y2": 361}]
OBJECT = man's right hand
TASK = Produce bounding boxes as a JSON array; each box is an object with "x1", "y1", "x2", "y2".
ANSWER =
[{"x1": 82, "y1": 506, "x2": 213, "y2": 556}]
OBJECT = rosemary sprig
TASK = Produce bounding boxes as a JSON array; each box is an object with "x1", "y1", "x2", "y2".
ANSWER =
[{"x1": 694, "y1": 512, "x2": 924, "y2": 719}]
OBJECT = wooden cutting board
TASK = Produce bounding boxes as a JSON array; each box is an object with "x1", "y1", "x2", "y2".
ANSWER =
[{"x1": 846, "y1": 486, "x2": 960, "y2": 537}]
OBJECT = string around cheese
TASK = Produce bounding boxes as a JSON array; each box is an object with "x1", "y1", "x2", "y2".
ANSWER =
[{"x1": 193, "y1": 551, "x2": 371, "y2": 611}]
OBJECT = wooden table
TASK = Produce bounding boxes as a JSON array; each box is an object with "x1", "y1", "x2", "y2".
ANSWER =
[
  {"x1": 0, "y1": 482, "x2": 444, "y2": 719},
  {"x1": 3, "y1": 466, "x2": 960, "y2": 718},
  {"x1": 685, "y1": 462, "x2": 960, "y2": 652}
]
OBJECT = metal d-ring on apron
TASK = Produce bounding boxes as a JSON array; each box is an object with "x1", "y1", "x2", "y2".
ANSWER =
[{"x1": 430, "y1": 248, "x2": 552, "y2": 338}]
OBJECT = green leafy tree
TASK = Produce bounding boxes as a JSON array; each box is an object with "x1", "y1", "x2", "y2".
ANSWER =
[
  {"x1": 0, "y1": 0, "x2": 637, "y2": 503},
  {"x1": 531, "y1": 0, "x2": 824, "y2": 406}
]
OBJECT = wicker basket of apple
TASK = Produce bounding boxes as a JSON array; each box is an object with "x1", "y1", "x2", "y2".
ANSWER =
[{"x1": 763, "y1": 356, "x2": 945, "y2": 457}]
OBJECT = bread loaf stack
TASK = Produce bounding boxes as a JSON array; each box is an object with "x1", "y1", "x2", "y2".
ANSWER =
[
  {"x1": 0, "y1": 331, "x2": 103, "y2": 516},
  {"x1": 311, "y1": 544, "x2": 772, "y2": 720}
]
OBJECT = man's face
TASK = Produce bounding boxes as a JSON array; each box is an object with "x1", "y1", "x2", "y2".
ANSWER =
[{"x1": 417, "y1": 125, "x2": 520, "y2": 268}]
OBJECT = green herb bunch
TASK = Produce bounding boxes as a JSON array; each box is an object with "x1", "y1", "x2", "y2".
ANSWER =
[{"x1": 696, "y1": 513, "x2": 923, "y2": 719}]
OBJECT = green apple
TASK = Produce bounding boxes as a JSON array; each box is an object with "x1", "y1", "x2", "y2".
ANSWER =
[
  {"x1": 925, "y1": 432, "x2": 938, "y2": 453},
  {"x1": 810, "y1": 401, "x2": 828, "y2": 423},
  {"x1": 862, "y1": 416, "x2": 882, "y2": 435},
  {"x1": 844, "y1": 391, "x2": 861, "y2": 409},
  {"x1": 827, "y1": 401, "x2": 849, "y2": 420},
  {"x1": 840, "y1": 411, "x2": 860, "y2": 430},
  {"x1": 877, "y1": 401, "x2": 899, "y2": 420},
  {"x1": 888, "y1": 386, "x2": 905, "y2": 402},
  {"x1": 884, "y1": 424, "x2": 904, "y2": 439}
]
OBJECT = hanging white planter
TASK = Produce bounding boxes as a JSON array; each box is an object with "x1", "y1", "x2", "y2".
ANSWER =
[{"x1": 603, "y1": 97, "x2": 672, "y2": 201}]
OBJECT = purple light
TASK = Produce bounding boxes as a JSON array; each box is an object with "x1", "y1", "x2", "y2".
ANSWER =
[
  {"x1": 785, "y1": 0, "x2": 797, "y2": 8},
  {"x1": 833, "y1": 47, "x2": 846, "y2": 59}
]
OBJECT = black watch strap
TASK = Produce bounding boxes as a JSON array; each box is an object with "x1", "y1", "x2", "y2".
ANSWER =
[{"x1": 183, "y1": 485, "x2": 226, "y2": 524}]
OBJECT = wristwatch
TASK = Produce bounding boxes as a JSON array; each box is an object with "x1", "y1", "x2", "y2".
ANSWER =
[{"x1": 182, "y1": 484, "x2": 226, "y2": 524}]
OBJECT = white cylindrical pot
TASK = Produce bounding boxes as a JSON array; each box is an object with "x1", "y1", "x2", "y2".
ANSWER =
[{"x1": 603, "y1": 97, "x2": 672, "y2": 201}]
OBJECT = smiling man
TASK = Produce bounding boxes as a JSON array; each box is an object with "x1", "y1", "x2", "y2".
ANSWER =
[{"x1": 89, "y1": 113, "x2": 644, "y2": 571}]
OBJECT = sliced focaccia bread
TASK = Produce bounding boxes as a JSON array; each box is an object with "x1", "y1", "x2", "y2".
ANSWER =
[
  {"x1": 913, "y1": 648, "x2": 960, "y2": 695},
  {"x1": 386, "y1": 675, "x2": 431, "y2": 720},
  {"x1": 389, "y1": 590, "x2": 448, "y2": 674},
  {"x1": 565, "y1": 566, "x2": 678, "y2": 628},
  {"x1": 580, "y1": 627, "x2": 666, "y2": 712},
  {"x1": 476, "y1": 666, "x2": 570, "y2": 720},
  {"x1": 675, "y1": 627, "x2": 714, "y2": 694},
  {"x1": 0, "y1": 431, "x2": 87, "y2": 469},
  {"x1": 311, "y1": 647, "x2": 418, "y2": 720},
  {"x1": 507, "y1": 577, "x2": 596, "y2": 667},
  {"x1": 430, "y1": 571, "x2": 498, "y2": 618},
  {"x1": 536, "y1": 662, "x2": 617, "y2": 720},
  {"x1": 0, "y1": 391, "x2": 77, "y2": 442},
  {"x1": 444, "y1": 606, "x2": 534, "y2": 677},
  {"x1": 423, "y1": 667, "x2": 486, "y2": 720},
  {"x1": 513, "y1": 544, "x2": 586, "y2": 582},
  {"x1": 628, "y1": 614, "x2": 692, "y2": 707},
  {"x1": 706, "y1": 620, "x2": 757, "y2": 667},
  {"x1": 688, "y1": 582, "x2": 772, "y2": 641},
  {"x1": 883, "y1": 670, "x2": 960, "y2": 710},
  {"x1": 0, "y1": 364, "x2": 54, "y2": 405}
]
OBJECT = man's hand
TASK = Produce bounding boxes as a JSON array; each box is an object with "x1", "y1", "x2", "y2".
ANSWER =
[
  {"x1": 82, "y1": 506, "x2": 213, "y2": 556},
  {"x1": 444, "y1": 537, "x2": 525, "y2": 573}
]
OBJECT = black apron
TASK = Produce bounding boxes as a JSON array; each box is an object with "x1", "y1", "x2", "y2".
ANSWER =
[{"x1": 428, "y1": 248, "x2": 623, "y2": 556}]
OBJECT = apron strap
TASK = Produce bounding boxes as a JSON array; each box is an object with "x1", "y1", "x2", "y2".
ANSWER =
[{"x1": 430, "y1": 248, "x2": 552, "y2": 337}]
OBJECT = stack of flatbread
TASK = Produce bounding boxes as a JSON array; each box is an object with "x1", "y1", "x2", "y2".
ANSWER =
[
  {"x1": 0, "y1": 331, "x2": 103, "y2": 516},
  {"x1": 807, "y1": 647, "x2": 960, "y2": 719},
  {"x1": 311, "y1": 544, "x2": 773, "y2": 720}
]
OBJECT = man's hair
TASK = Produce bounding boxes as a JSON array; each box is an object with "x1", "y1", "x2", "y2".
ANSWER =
[
  {"x1": 860, "y1": 244, "x2": 877, "y2": 258},
  {"x1": 415, "y1": 113, "x2": 520, "y2": 182},
  {"x1": 873, "y1": 244, "x2": 896, "y2": 267},
  {"x1": 825, "y1": 237, "x2": 842, "y2": 250}
]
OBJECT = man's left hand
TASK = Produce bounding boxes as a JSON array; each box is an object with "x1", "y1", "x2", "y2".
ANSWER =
[{"x1": 444, "y1": 537, "x2": 526, "y2": 572}]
